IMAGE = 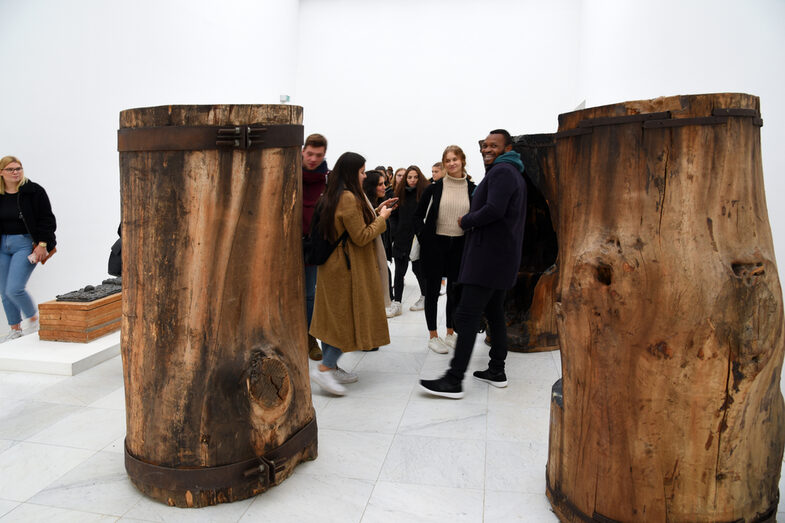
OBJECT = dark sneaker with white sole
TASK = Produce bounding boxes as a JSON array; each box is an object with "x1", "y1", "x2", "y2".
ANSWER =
[
  {"x1": 419, "y1": 376, "x2": 464, "y2": 399},
  {"x1": 473, "y1": 368, "x2": 508, "y2": 388}
]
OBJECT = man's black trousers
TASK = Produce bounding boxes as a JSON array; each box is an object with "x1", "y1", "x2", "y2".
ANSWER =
[{"x1": 447, "y1": 284, "x2": 508, "y2": 383}]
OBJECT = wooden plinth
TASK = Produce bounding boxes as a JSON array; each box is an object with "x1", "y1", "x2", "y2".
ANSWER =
[{"x1": 38, "y1": 293, "x2": 121, "y2": 343}]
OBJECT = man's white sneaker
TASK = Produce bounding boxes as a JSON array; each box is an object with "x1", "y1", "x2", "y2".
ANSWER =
[
  {"x1": 310, "y1": 368, "x2": 347, "y2": 396},
  {"x1": 386, "y1": 301, "x2": 402, "y2": 318},
  {"x1": 333, "y1": 366, "x2": 359, "y2": 384},
  {"x1": 444, "y1": 333, "x2": 458, "y2": 349},
  {"x1": 409, "y1": 296, "x2": 425, "y2": 311},
  {"x1": 427, "y1": 337, "x2": 449, "y2": 354}
]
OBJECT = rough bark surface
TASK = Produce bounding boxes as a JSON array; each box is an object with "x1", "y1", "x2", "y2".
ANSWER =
[
  {"x1": 544, "y1": 93, "x2": 784, "y2": 522},
  {"x1": 506, "y1": 135, "x2": 559, "y2": 352},
  {"x1": 119, "y1": 104, "x2": 316, "y2": 507}
]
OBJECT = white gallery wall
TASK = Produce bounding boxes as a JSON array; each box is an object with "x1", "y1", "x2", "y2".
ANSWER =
[
  {"x1": 577, "y1": 0, "x2": 785, "y2": 268},
  {"x1": 294, "y1": 0, "x2": 583, "y2": 176},
  {"x1": 0, "y1": 0, "x2": 783, "y2": 330},
  {"x1": 0, "y1": 0, "x2": 301, "y2": 330}
]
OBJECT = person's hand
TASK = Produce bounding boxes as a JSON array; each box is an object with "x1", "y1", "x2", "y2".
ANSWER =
[
  {"x1": 379, "y1": 197, "x2": 398, "y2": 210},
  {"x1": 457, "y1": 216, "x2": 463, "y2": 228},
  {"x1": 31, "y1": 244, "x2": 47, "y2": 263},
  {"x1": 379, "y1": 205, "x2": 393, "y2": 220}
]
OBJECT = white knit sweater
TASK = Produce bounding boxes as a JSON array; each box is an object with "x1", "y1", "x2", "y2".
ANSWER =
[{"x1": 436, "y1": 174, "x2": 469, "y2": 237}]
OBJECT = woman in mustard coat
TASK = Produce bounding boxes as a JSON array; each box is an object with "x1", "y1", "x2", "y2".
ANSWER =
[{"x1": 310, "y1": 152, "x2": 397, "y2": 395}]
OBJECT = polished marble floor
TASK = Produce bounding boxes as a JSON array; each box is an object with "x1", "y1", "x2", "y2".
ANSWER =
[{"x1": 0, "y1": 274, "x2": 783, "y2": 522}]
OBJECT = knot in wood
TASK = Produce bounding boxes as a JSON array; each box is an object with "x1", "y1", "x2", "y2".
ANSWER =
[
  {"x1": 596, "y1": 263, "x2": 613, "y2": 286},
  {"x1": 647, "y1": 341, "x2": 672, "y2": 360},
  {"x1": 248, "y1": 354, "x2": 291, "y2": 410}
]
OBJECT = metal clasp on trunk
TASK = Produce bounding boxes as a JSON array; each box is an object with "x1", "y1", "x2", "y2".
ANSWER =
[
  {"x1": 216, "y1": 126, "x2": 270, "y2": 150},
  {"x1": 243, "y1": 456, "x2": 286, "y2": 487}
]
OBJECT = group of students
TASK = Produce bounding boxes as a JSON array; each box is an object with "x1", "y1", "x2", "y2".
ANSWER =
[{"x1": 302, "y1": 130, "x2": 528, "y2": 399}]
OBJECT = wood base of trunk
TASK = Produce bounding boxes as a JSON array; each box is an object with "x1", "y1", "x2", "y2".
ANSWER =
[
  {"x1": 125, "y1": 434, "x2": 317, "y2": 508},
  {"x1": 507, "y1": 268, "x2": 559, "y2": 353}
]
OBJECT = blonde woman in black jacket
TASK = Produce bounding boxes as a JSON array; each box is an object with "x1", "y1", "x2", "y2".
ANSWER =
[{"x1": 0, "y1": 156, "x2": 56, "y2": 342}]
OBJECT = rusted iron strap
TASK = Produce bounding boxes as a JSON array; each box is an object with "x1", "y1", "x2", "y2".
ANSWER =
[
  {"x1": 124, "y1": 417, "x2": 317, "y2": 491},
  {"x1": 117, "y1": 124, "x2": 304, "y2": 152},
  {"x1": 554, "y1": 127, "x2": 593, "y2": 140},
  {"x1": 712, "y1": 107, "x2": 763, "y2": 126},
  {"x1": 643, "y1": 116, "x2": 729, "y2": 128},
  {"x1": 577, "y1": 111, "x2": 671, "y2": 128},
  {"x1": 555, "y1": 107, "x2": 763, "y2": 138},
  {"x1": 712, "y1": 108, "x2": 758, "y2": 118}
]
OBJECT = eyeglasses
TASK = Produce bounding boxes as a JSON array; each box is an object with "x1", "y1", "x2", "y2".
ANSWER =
[{"x1": 2, "y1": 167, "x2": 23, "y2": 173}]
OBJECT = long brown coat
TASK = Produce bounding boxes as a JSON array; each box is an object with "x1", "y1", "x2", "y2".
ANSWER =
[{"x1": 310, "y1": 191, "x2": 391, "y2": 352}]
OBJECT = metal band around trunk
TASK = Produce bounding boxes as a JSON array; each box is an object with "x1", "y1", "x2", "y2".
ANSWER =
[
  {"x1": 124, "y1": 417, "x2": 317, "y2": 492},
  {"x1": 117, "y1": 124, "x2": 304, "y2": 152},
  {"x1": 555, "y1": 107, "x2": 762, "y2": 139}
]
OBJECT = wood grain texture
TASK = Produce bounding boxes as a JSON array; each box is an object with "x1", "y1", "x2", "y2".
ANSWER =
[
  {"x1": 38, "y1": 294, "x2": 121, "y2": 342},
  {"x1": 119, "y1": 104, "x2": 315, "y2": 507},
  {"x1": 507, "y1": 136, "x2": 560, "y2": 352},
  {"x1": 544, "y1": 93, "x2": 784, "y2": 522}
]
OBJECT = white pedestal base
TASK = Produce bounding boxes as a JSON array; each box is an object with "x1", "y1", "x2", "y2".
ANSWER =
[{"x1": 0, "y1": 330, "x2": 120, "y2": 376}]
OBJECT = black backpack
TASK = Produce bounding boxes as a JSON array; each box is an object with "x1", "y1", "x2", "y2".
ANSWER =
[{"x1": 304, "y1": 202, "x2": 350, "y2": 268}]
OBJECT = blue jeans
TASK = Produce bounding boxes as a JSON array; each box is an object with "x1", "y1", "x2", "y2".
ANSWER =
[
  {"x1": 0, "y1": 234, "x2": 38, "y2": 326},
  {"x1": 304, "y1": 263, "x2": 317, "y2": 327},
  {"x1": 321, "y1": 342, "x2": 343, "y2": 369}
]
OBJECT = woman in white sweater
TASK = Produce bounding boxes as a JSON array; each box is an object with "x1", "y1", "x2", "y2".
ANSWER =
[{"x1": 413, "y1": 145, "x2": 475, "y2": 353}]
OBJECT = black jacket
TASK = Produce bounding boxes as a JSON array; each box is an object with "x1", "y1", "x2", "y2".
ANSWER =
[
  {"x1": 412, "y1": 178, "x2": 475, "y2": 275},
  {"x1": 389, "y1": 187, "x2": 420, "y2": 259},
  {"x1": 2, "y1": 180, "x2": 57, "y2": 252},
  {"x1": 458, "y1": 161, "x2": 527, "y2": 289}
]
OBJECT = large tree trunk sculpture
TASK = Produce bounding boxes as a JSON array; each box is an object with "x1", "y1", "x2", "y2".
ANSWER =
[
  {"x1": 545, "y1": 93, "x2": 784, "y2": 522},
  {"x1": 118, "y1": 104, "x2": 317, "y2": 508}
]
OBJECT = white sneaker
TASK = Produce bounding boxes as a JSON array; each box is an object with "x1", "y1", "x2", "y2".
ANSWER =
[
  {"x1": 310, "y1": 368, "x2": 347, "y2": 396},
  {"x1": 333, "y1": 366, "x2": 359, "y2": 384},
  {"x1": 409, "y1": 296, "x2": 425, "y2": 311},
  {"x1": 386, "y1": 301, "x2": 402, "y2": 318},
  {"x1": 24, "y1": 318, "x2": 39, "y2": 335},
  {"x1": 427, "y1": 337, "x2": 449, "y2": 354},
  {"x1": 444, "y1": 333, "x2": 458, "y2": 349},
  {"x1": 1, "y1": 329, "x2": 23, "y2": 343}
]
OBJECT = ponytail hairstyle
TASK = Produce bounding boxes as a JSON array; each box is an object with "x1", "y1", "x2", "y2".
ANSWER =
[
  {"x1": 394, "y1": 165, "x2": 429, "y2": 204},
  {"x1": 318, "y1": 152, "x2": 375, "y2": 241}
]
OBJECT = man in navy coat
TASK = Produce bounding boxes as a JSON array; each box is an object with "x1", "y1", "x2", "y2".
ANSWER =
[{"x1": 420, "y1": 129, "x2": 527, "y2": 399}]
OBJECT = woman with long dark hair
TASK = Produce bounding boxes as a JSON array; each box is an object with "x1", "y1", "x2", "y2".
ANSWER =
[
  {"x1": 387, "y1": 165, "x2": 429, "y2": 316},
  {"x1": 363, "y1": 170, "x2": 395, "y2": 308},
  {"x1": 310, "y1": 153, "x2": 396, "y2": 395},
  {"x1": 413, "y1": 145, "x2": 475, "y2": 353}
]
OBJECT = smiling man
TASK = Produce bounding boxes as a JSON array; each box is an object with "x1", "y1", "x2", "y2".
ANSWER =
[{"x1": 420, "y1": 129, "x2": 527, "y2": 399}]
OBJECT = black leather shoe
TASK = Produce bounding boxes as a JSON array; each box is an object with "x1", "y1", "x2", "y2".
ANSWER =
[
  {"x1": 419, "y1": 376, "x2": 464, "y2": 399},
  {"x1": 473, "y1": 368, "x2": 508, "y2": 388}
]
